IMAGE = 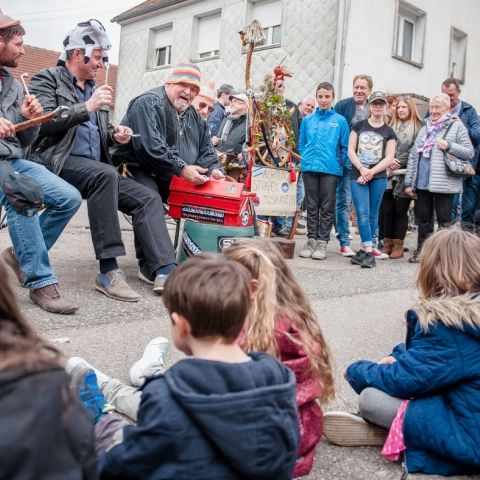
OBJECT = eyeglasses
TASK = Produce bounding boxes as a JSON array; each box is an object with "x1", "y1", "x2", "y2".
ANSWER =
[{"x1": 198, "y1": 102, "x2": 214, "y2": 113}]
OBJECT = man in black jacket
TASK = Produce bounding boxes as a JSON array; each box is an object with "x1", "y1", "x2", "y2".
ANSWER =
[
  {"x1": 111, "y1": 62, "x2": 223, "y2": 202},
  {"x1": 29, "y1": 20, "x2": 177, "y2": 299}
]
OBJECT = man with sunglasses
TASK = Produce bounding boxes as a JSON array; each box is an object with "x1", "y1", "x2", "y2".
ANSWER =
[{"x1": 192, "y1": 81, "x2": 216, "y2": 120}]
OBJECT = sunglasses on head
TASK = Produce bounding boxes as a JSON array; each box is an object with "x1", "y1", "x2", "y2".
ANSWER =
[{"x1": 198, "y1": 102, "x2": 214, "y2": 113}]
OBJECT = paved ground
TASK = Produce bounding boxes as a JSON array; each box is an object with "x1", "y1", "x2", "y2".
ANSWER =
[{"x1": 1, "y1": 203, "x2": 479, "y2": 480}]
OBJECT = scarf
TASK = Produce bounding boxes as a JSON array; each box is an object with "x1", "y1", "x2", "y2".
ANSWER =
[{"x1": 416, "y1": 113, "x2": 451, "y2": 158}]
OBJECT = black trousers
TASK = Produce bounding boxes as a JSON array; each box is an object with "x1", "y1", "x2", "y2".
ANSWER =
[
  {"x1": 303, "y1": 172, "x2": 339, "y2": 241},
  {"x1": 60, "y1": 156, "x2": 176, "y2": 277},
  {"x1": 381, "y1": 190, "x2": 412, "y2": 240},
  {"x1": 414, "y1": 189, "x2": 452, "y2": 249}
]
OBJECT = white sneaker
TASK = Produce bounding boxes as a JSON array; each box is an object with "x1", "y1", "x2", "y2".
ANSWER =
[
  {"x1": 372, "y1": 248, "x2": 389, "y2": 260},
  {"x1": 323, "y1": 411, "x2": 387, "y2": 446},
  {"x1": 299, "y1": 239, "x2": 317, "y2": 258},
  {"x1": 129, "y1": 337, "x2": 169, "y2": 387},
  {"x1": 66, "y1": 356, "x2": 111, "y2": 388},
  {"x1": 312, "y1": 240, "x2": 327, "y2": 260}
]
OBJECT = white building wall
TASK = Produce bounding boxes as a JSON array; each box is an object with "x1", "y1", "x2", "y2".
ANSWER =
[
  {"x1": 113, "y1": 0, "x2": 339, "y2": 121},
  {"x1": 340, "y1": 0, "x2": 480, "y2": 106}
]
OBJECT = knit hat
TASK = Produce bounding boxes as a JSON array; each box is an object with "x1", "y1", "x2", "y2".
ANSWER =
[
  {"x1": 165, "y1": 62, "x2": 201, "y2": 90},
  {"x1": 58, "y1": 19, "x2": 112, "y2": 67},
  {"x1": 0, "y1": 9, "x2": 20, "y2": 30}
]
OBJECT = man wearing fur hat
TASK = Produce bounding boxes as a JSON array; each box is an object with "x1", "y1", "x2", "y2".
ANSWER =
[
  {"x1": 0, "y1": 10, "x2": 82, "y2": 314},
  {"x1": 28, "y1": 20, "x2": 178, "y2": 299},
  {"x1": 111, "y1": 62, "x2": 223, "y2": 206}
]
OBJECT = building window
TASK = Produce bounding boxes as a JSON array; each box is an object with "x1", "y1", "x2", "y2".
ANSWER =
[
  {"x1": 196, "y1": 13, "x2": 221, "y2": 60},
  {"x1": 251, "y1": 0, "x2": 282, "y2": 46},
  {"x1": 449, "y1": 27, "x2": 467, "y2": 83},
  {"x1": 393, "y1": 1, "x2": 426, "y2": 66},
  {"x1": 151, "y1": 26, "x2": 172, "y2": 68}
]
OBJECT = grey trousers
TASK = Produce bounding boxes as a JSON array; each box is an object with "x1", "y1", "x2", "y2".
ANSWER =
[
  {"x1": 102, "y1": 378, "x2": 141, "y2": 422},
  {"x1": 358, "y1": 387, "x2": 402, "y2": 429},
  {"x1": 95, "y1": 379, "x2": 142, "y2": 455}
]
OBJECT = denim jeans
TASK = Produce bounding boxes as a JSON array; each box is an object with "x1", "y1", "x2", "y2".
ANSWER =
[
  {"x1": 461, "y1": 175, "x2": 480, "y2": 230},
  {"x1": 0, "y1": 160, "x2": 81, "y2": 289},
  {"x1": 350, "y1": 177, "x2": 387, "y2": 248},
  {"x1": 335, "y1": 168, "x2": 352, "y2": 247}
]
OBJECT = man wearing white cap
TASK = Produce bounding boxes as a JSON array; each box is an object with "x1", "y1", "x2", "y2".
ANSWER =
[{"x1": 29, "y1": 20, "x2": 178, "y2": 299}]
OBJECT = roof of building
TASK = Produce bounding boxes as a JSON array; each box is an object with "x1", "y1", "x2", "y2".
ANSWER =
[
  {"x1": 11, "y1": 44, "x2": 118, "y2": 103},
  {"x1": 112, "y1": 0, "x2": 188, "y2": 23}
]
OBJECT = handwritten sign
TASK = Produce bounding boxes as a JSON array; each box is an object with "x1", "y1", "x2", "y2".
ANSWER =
[{"x1": 251, "y1": 166, "x2": 297, "y2": 216}]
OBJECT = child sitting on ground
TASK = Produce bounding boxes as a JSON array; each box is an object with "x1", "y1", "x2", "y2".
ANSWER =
[
  {"x1": 324, "y1": 228, "x2": 480, "y2": 476},
  {"x1": 70, "y1": 255, "x2": 300, "y2": 480},
  {"x1": 223, "y1": 238, "x2": 335, "y2": 478},
  {"x1": 0, "y1": 258, "x2": 96, "y2": 479}
]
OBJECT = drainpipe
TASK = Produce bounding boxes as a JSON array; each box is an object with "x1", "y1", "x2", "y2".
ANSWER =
[{"x1": 333, "y1": 0, "x2": 351, "y2": 99}]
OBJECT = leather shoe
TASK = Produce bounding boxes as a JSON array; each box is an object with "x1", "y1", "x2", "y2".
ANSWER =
[
  {"x1": 1, "y1": 247, "x2": 25, "y2": 285},
  {"x1": 29, "y1": 283, "x2": 79, "y2": 314}
]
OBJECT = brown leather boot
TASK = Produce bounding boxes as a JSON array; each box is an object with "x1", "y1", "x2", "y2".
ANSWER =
[
  {"x1": 389, "y1": 239, "x2": 404, "y2": 259},
  {"x1": 29, "y1": 284, "x2": 79, "y2": 314},
  {"x1": 1, "y1": 247, "x2": 25, "y2": 285},
  {"x1": 381, "y1": 238, "x2": 393, "y2": 256}
]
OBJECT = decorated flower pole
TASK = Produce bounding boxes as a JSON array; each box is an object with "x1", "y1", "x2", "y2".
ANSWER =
[{"x1": 239, "y1": 21, "x2": 264, "y2": 191}]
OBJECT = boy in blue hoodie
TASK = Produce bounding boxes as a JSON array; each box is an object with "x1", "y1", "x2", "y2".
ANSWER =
[
  {"x1": 71, "y1": 255, "x2": 299, "y2": 480},
  {"x1": 299, "y1": 82, "x2": 350, "y2": 261}
]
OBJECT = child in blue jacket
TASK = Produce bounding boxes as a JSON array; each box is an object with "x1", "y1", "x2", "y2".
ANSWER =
[
  {"x1": 70, "y1": 255, "x2": 300, "y2": 480},
  {"x1": 298, "y1": 81, "x2": 349, "y2": 261},
  {"x1": 323, "y1": 228, "x2": 480, "y2": 476}
]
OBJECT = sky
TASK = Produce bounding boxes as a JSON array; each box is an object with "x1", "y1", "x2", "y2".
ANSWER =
[{"x1": 1, "y1": 0, "x2": 142, "y2": 63}]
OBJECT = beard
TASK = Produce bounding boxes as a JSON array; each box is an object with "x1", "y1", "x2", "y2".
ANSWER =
[
  {"x1": 173, "y1": 98, "x2": 190, "y2": 113},
  {"x1": 0, "y1": 47, "x2": 19, "y2": 67}
]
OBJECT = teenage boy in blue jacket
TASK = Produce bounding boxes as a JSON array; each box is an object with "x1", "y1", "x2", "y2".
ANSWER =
[
  {"x1": 70, "y1": 255, "x2": 300, "y2": 480},
  {"x1": 299, "y1": 82, "x2": 349, "y2": 261}
]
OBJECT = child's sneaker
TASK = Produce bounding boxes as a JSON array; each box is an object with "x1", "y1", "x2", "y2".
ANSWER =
[
  {"x1": 372, "y1": 248, "x2": 389, "y2": 260},
  {"x1": 69, "y1": 364, "x2": 112, "y2": 422},
  {"x1": 361, "y1": 252, "x2": 376, "y2": 268},
  {"x1": 66, "y1": 356, "x2": 111, "y2": 388},
  {"x1": 323, "y1": 411, "x2": 387, "y2": 446},
  {"x1": 129, "y1": 337, "x2": 169, "y2": 387},
  {"x1": 299, "y1": 239, "x2": 317, "y2": 258},
  {"x1": 350, "y1": 250, "x2": 366, "y2": 265},
  {"x1": 312, "y1": 240, "x2": 327, "y2": 260},
  {"x1": 339, "y1": 246, "x2": 355, "y2": 257}
]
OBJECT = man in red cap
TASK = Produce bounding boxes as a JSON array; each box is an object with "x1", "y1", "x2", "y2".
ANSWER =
[{"x1": 0, "y1": 10, "x2": 82, "y2": 314}]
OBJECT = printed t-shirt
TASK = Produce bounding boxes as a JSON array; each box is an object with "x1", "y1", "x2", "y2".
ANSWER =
[{"x1": 351, "y1": 119, "x2": 397, "y2": 180}]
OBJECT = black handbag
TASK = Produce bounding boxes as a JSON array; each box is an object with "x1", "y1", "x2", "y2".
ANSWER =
[
  {"x1": 0, "y1": 161, "x2": 44, "y2": 216},
  {"x1": 442, "y1": 122, "x2": 475, "y2": 178}
]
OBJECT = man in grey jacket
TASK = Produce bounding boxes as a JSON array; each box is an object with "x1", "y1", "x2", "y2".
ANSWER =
[{"x1": 0, "y1": 11, "x2": 81, "y2": 314}]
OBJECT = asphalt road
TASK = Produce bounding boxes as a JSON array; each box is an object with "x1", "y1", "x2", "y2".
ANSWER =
[{"x1": 1, "y1": 203, "x2": 479, "y2": 480}]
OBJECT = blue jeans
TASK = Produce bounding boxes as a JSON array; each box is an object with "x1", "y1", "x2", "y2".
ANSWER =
[
  {"x1": 335, "y1": 168, "x2": 352, "y2": 246},
  {"x1": 461, "y1": 175, "x2": 480, "y2": 228},
  {"x1": 0, "y1": 160, "x2": 82, "y2": 289},
  {"x1": 350, "y1": 177, "x2": 387, "y2": 248}
]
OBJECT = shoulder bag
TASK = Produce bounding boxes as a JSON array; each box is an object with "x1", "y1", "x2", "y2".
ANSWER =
[{"x1": 442, "y1": 121, "x2": 475, "y2": 178}]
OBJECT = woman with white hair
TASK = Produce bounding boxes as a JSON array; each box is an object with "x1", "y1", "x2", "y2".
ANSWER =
[{"x1": 404, "y1": 93, "x2": 474, "y2": 262}]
